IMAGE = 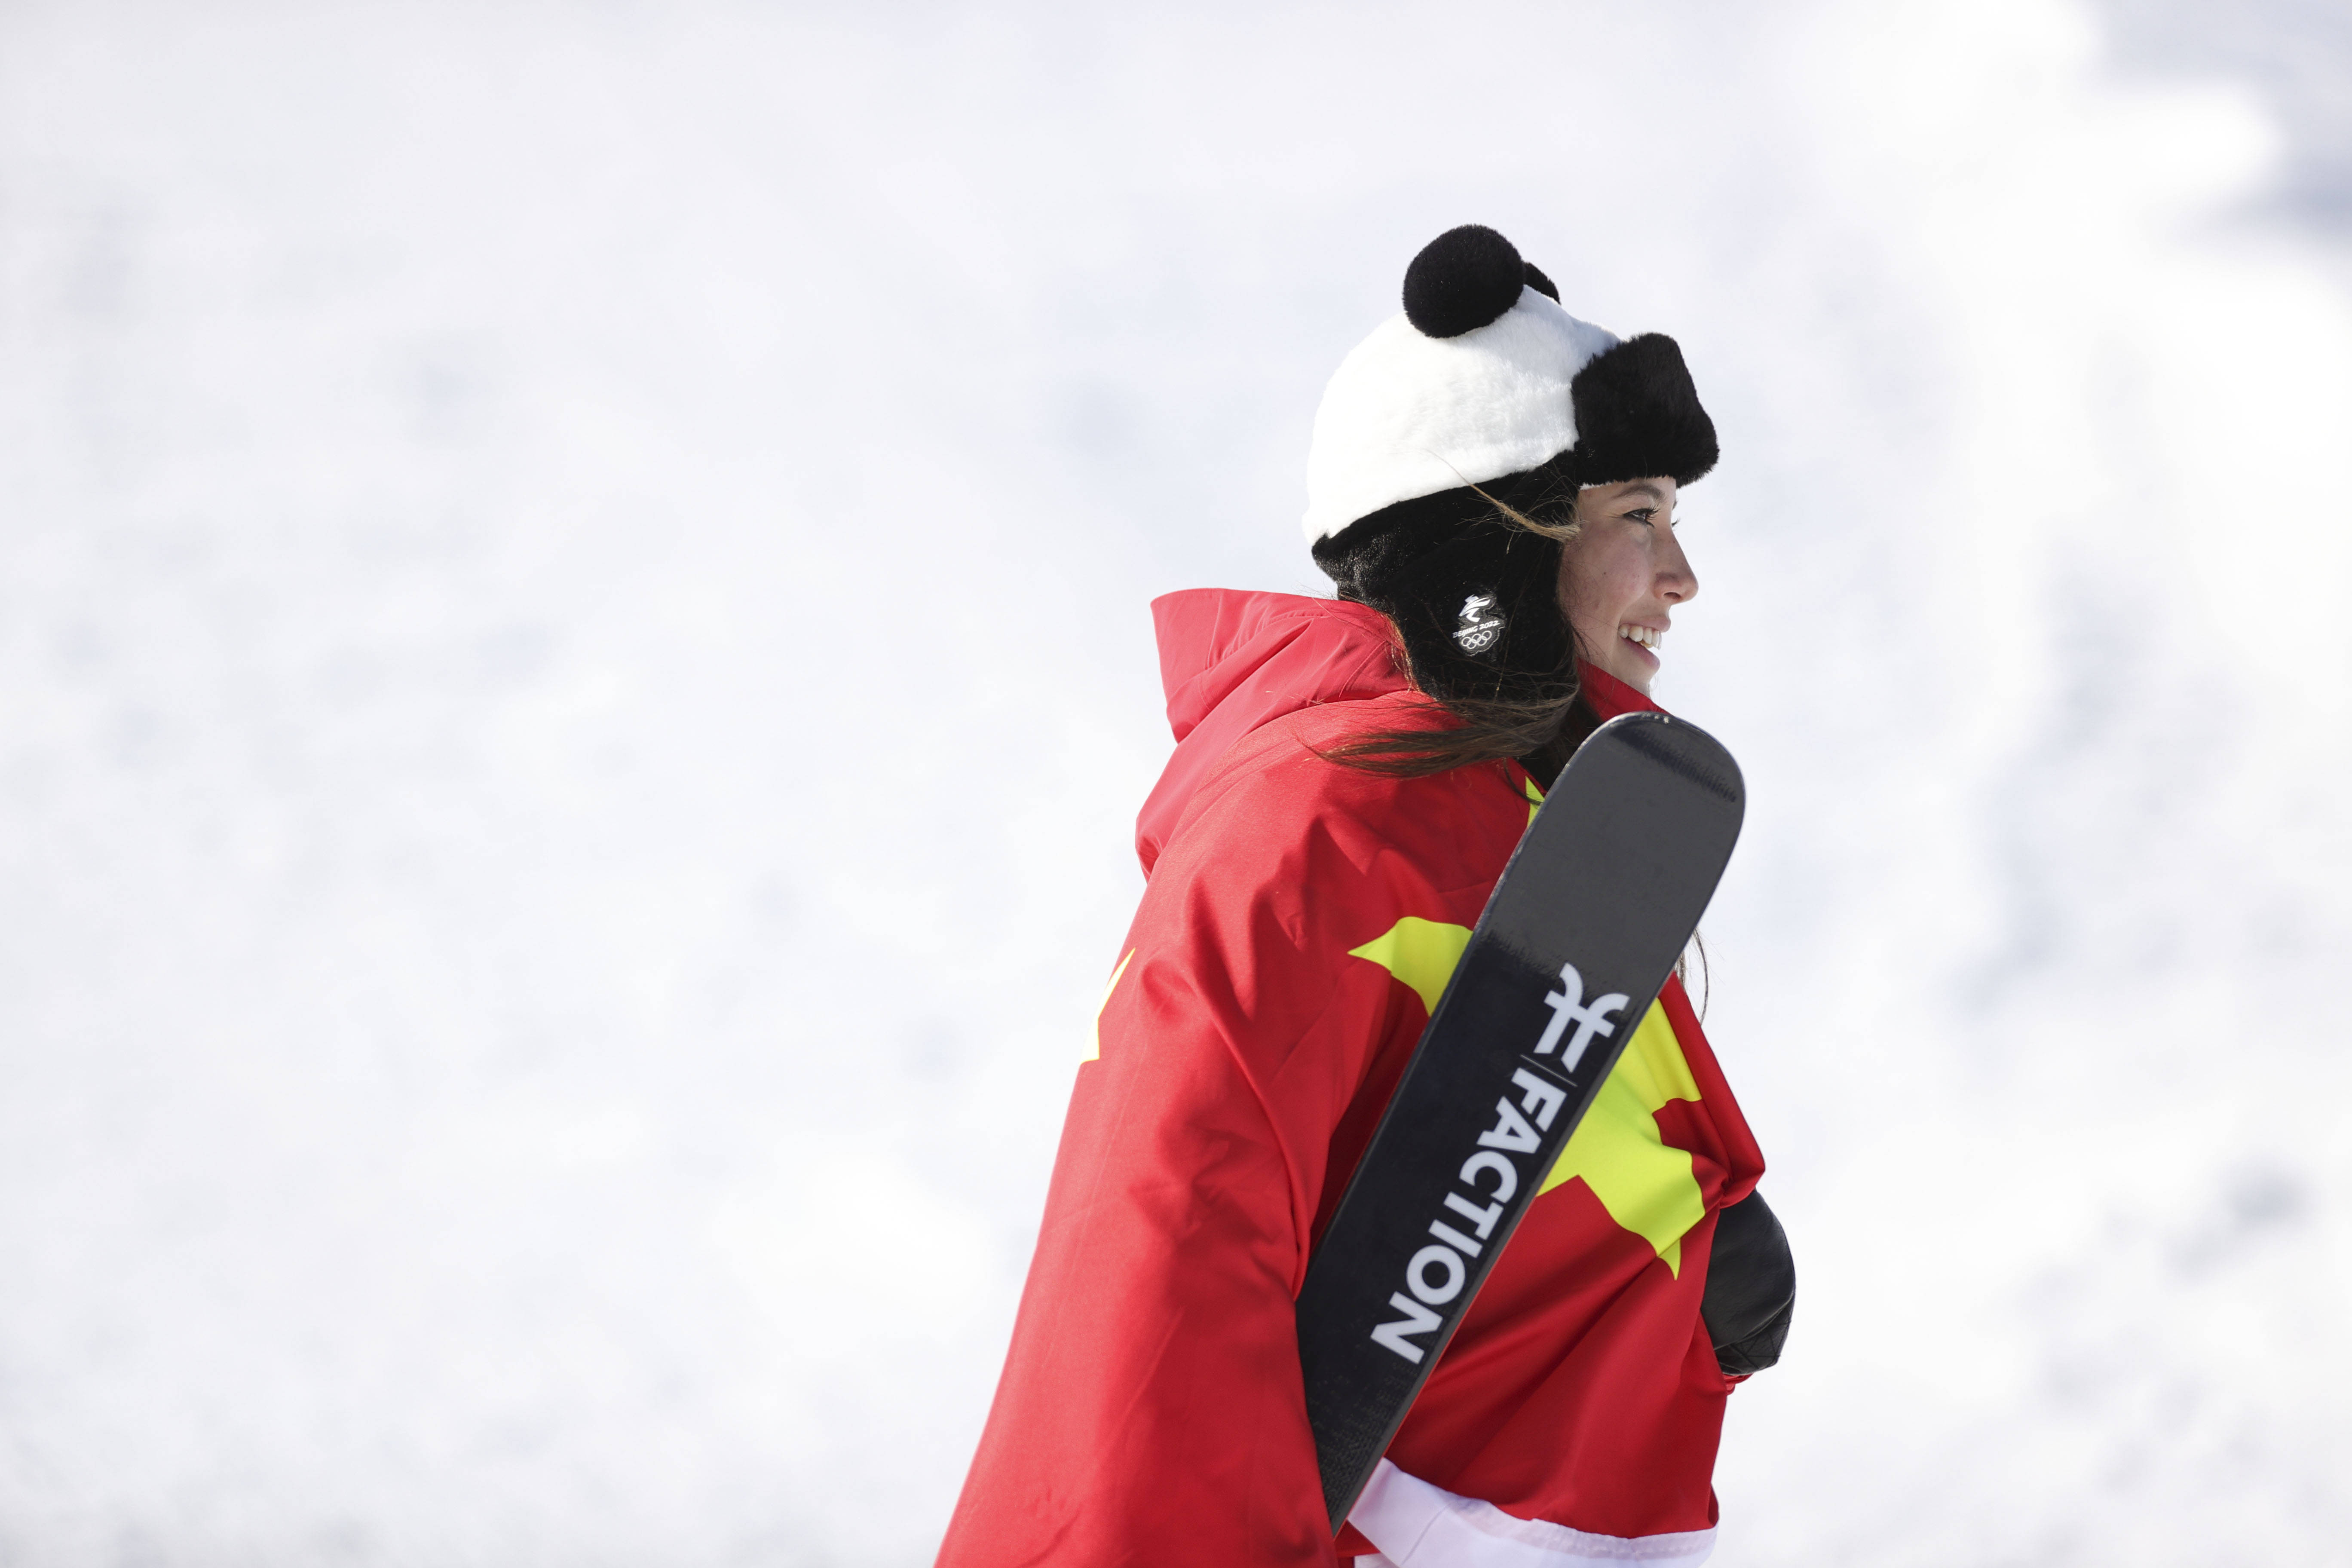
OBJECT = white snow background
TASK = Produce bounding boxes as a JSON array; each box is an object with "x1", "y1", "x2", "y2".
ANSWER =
[{"x1": 3, "y1": 1, "x2": 2348, "y2": 1563}]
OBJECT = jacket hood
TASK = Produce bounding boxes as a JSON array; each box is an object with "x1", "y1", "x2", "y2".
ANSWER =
[
  {"x1": 1134, "y1": 589, "x2": 1667, "y2": 876},
  {"x1": 1136, "y1": 591, "x2": 1406, "y2": 875}
]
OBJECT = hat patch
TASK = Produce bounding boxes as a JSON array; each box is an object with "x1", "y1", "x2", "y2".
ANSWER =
[{"x1": 1455, "y1": 593, "x2": 1505, "y2": 655}]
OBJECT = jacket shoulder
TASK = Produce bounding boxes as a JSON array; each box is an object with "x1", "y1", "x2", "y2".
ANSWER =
[{"x1": 1154, "y1": 692, "x2": 1525, "y2": 891}]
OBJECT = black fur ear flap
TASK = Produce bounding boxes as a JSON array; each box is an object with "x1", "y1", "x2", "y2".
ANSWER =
[
  {"x1": 1403, "y1": 225, "x2": 1528, "y2": 338},
  {"x1": 1311, "y1": 462, "x2": 1579, "y2": 708}
]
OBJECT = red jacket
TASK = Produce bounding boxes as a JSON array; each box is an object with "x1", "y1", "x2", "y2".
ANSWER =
[{"x1": 939, "y1": 591, "x2": 1765, "y2": 1566}]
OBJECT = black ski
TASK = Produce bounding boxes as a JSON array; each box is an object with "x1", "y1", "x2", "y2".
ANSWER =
[{"x1": 1294, "y1": 712, "x2": 1745, "y2": 1529}]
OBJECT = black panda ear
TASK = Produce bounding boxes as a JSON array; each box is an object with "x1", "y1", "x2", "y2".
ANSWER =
[
  {"x1": 1521, "y1": 262, "x2": 1560, "y2": 302},
  {"x1": 1566, "y1": 334, "x2": 1719, "y2": 487},
  {"x1": 1403, "y1": 225, "x2": 1528, "y2": 338}
]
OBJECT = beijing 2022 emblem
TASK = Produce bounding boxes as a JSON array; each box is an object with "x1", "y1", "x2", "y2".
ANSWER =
[{"x1": 1454, "y1": 593, "x2": 1504, "y2": 655}]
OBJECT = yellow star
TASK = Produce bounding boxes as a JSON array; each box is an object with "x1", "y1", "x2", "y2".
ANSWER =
[{"x1": 1349, "y1": 919, "x2": 1706, "y2": 1274}]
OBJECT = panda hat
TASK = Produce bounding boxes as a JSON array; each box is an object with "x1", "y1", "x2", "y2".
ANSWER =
[{"x1": 1308, "y1": 224, "x2": 1717, "y2": 709}]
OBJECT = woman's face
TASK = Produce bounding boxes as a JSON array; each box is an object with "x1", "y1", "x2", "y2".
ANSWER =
[{"x1": 1554, "y1": 477, "x2": 1697, "y2": 695}]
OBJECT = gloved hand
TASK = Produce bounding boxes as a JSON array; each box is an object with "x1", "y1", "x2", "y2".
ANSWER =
[{"x1": 1703, "y1": 1188, "x2": 1794, "y2": 1376}]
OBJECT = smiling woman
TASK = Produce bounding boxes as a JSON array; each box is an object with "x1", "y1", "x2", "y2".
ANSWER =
[
  {"x1": 937, "y1": 225, "x2": 1792, "y2": 1568},
  {"x1": 1317, "y1": 472, "x2": 1706, "y2": 783},
  {"x1": 1297, "y1": 230, "x2": 1720, "y2": 786},
  {"x1": 1559, "y1": 478, "x2": 1697, "y2": 697}
]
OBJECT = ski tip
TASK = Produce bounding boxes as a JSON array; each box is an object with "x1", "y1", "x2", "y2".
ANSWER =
[{"x1": 1590, "y1": 713, "x2": 1743, "y2": 808}]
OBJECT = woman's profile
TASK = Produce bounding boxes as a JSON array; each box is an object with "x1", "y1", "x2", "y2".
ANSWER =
[{"x1": 938, "y1": 224, "x2": 1794, "y2": 1568}]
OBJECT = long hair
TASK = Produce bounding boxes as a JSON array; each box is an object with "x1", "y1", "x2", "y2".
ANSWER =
[{"x1": 1317, "y1": 469, "x2": 1596, "y2": 783}]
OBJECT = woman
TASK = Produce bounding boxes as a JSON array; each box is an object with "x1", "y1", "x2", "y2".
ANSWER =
[{"x1": 938, "y1": 226, "x2": 1792, "y2": 1568}]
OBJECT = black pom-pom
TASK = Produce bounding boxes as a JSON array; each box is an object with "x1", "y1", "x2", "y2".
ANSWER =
[
  {"x1": 1522, "y1": 262, "x2": 1560, "y2": 302},
  {"x1": 1402, "y1": 225, "x2": 1528, "y2": 338}
]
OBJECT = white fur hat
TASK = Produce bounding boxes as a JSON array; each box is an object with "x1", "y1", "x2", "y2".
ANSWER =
[
  {"x1": 1303, "y1": 286, "x2": 1620, "y2": 545},
  {"x1": 1301, "y1": 226, "x2": 1716, "y2": 548}
]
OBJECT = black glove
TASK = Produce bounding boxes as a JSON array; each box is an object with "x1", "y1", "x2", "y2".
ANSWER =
[{"x1": 1702, "y1": 1188, "x2": 1794, "y2": 1377}]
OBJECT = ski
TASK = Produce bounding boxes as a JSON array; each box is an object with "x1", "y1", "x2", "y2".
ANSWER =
[{"x1": 1293, "y1": 711, "x2": 1745, "y2": 1529}]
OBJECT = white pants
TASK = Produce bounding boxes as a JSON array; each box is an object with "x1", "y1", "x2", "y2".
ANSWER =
[{"x1": 1347, "y1": 1460, "x2": 1716, "y2": 1568}]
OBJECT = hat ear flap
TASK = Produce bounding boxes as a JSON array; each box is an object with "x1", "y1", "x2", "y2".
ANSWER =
[
  {"x1": 1403, "y1": 224, "x2": 1528, "y2": 338},
  {"x1": 1312, "y1": 466, "x2": 1577, "y2": 707}
]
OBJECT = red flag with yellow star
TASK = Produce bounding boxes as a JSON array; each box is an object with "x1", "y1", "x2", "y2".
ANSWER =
[{"x1": 939, "y1": 591, "x2": 1765, "y2": 1568}]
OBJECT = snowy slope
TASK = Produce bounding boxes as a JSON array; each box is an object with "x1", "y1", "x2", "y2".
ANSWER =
[{"x1": 0, "y1": 2, "x2": 2346, "y2": 1564}]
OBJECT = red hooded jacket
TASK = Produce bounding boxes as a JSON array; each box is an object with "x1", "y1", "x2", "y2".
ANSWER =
[{"x1": 938, "y1": 591, "x2": 1765, "y2": 1567}]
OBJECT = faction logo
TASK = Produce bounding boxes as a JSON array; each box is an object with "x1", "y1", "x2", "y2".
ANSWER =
[{"x1": 1348, "y1": 917, "x2": 1709, "y2": 1363}]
